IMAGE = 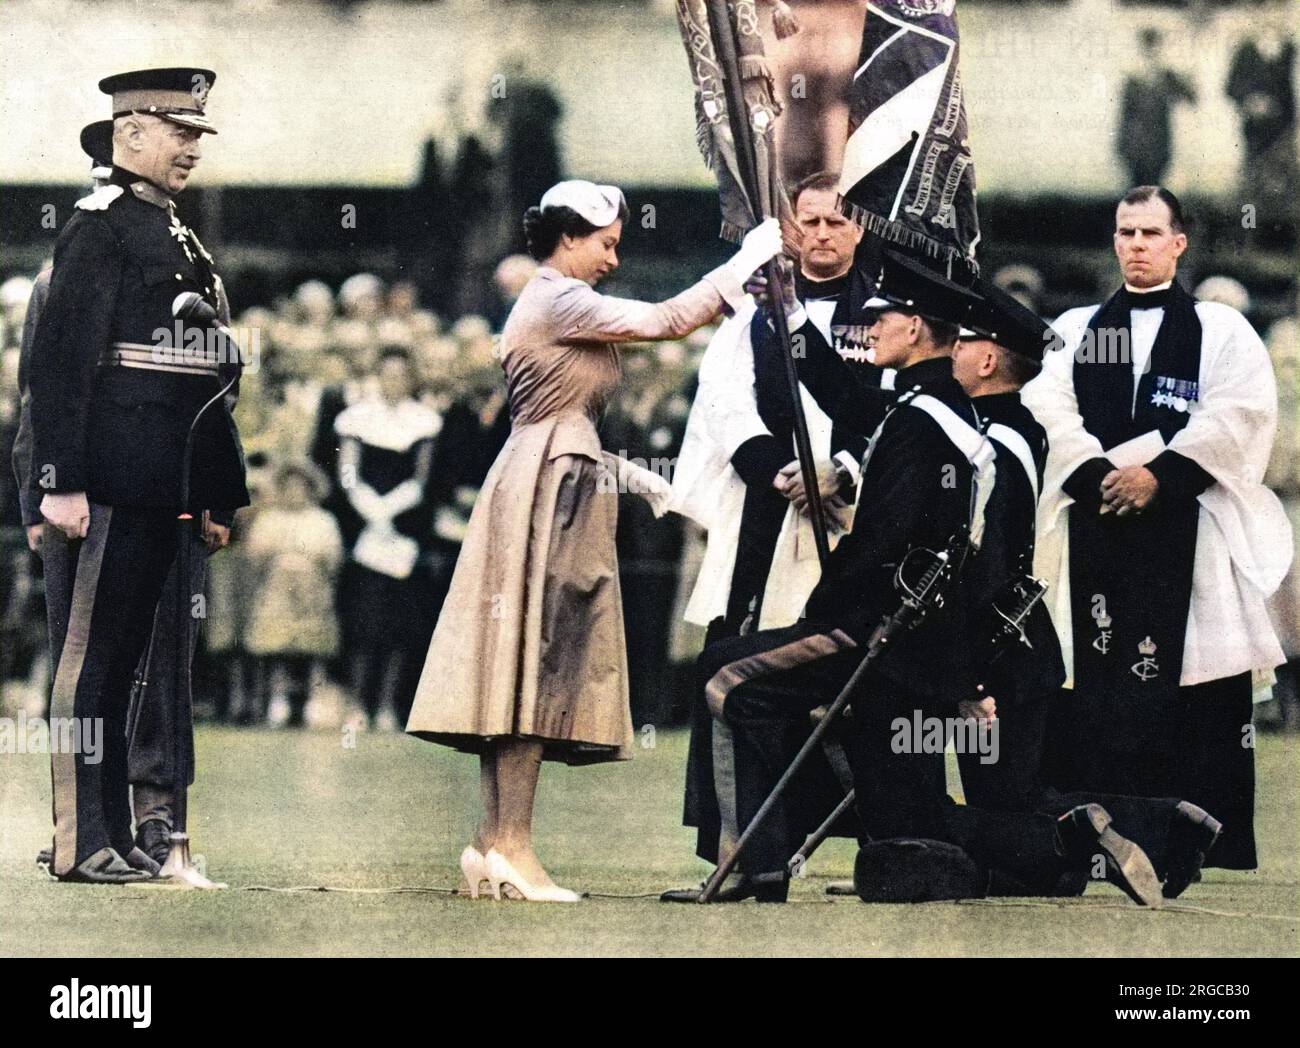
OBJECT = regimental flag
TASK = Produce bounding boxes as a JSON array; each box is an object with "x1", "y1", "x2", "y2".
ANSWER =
[
  {"x1": 676, "y1": 0, "x2": 794, "y2": 242},
  {"x1": 838, "y1": 0, "x2": 980, "y2": 269}
]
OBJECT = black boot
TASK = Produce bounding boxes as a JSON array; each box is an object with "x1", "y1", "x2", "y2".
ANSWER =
[
  {"x1": 1162, "y1": 802, "x2": 1223, "y2": 899},
  {"x1": 1055, "y1": 804, "x2": 1162, "y2": 908},
  {"x1": 661, "y1": 872, "x2": 789, "y2": 903}
]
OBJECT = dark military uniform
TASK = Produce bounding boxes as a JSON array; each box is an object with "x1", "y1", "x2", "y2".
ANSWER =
[
  {"x1": 21, "y1": 120, "x2": 235, "y2": 859},
  {"x1": 125, "y1": 268, "x2": 239, "y2": 843},
  {"x1": 669, "y1": 257, "x2": 1211, "y2": 904},
  {"x1": 957, "y1": 393, "x2": 1206, "y2": 887},
  {"x1": 30, "y1": 162, "x2": 247, "y2": 876},
  {"x1": 691, "y1": 255, "x2": 1184, "y2": 904},
  {"x1": 11, "y1": 272, "x2": 52, "y2": 532},
  {"x1": 956, "y1": 389, "x2": 1060, "y2": 811},
  {"x1": 683, "y1": 276, "x2": 891, "y2": 863},
  {"x1": 700, "y1": 355, "x2": 987, "y2": 884}
]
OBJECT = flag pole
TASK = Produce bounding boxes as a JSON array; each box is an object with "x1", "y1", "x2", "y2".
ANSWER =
[{"x1": 702, "y1": 0, "x2": 831, "y2": 569}]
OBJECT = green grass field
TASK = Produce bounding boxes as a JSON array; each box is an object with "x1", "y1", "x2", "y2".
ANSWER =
[{"x1": 1, "y1": 726, "x2": 1296, "y2": 957}]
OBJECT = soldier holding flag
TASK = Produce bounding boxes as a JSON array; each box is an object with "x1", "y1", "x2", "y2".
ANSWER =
[{"x1": 670, "y1": 169, "x2": 891, "y2": 871}]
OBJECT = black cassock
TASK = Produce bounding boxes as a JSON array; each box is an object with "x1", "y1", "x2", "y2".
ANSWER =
[{"x1": 1044, "y1": 284, "x2": 1255, "y2": 868}]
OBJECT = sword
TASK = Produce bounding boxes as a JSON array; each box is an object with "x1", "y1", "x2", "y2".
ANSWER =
[
  {"x1": 151, "y1": 292, "x2": 240, "y2": 890},
  {"x1": 699, "y1": 527, "x2": 970, "y2": 902},
  {"x1": 984, "y1": 574, "x2": 1048, "y2": 660}
]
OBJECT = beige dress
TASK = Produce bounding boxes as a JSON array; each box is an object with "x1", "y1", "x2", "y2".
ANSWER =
[{"x1": 406, "y1": 264, "x2": 739, "y2": 763}]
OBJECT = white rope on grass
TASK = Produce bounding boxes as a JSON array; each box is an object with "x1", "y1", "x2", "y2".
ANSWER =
[
  {"x1": 956, "y1": 896, "x2": 1299, "y2": 922},
  {"x1": 240, "y1": 884, "x2": 457, "y2": 895},
  {"x1": 223, "y1": 885, "x2": 1297, "y2": 917}
]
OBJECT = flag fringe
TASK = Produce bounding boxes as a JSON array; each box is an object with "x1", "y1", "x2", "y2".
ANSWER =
[
  {"x1": 839, "y1": 198, "x2": 978, "y2": 273},
  {"x1": 719, "y1": 219, "x2": 748, "y2": 244},
  {"x1": 739, "y1": 53, "x2": 773, "y2": 81},
  {"x1": 694, "y1": 96, "x2": 718, "y2": 172}
]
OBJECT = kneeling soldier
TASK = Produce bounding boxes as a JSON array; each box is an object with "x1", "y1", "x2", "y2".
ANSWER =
[
  {"x1": 952, "y1": 282, "x2": 1222, "y2": 900},
  {"x1": 664, "y1": 253, "x2": 1166, "y2": 905}
]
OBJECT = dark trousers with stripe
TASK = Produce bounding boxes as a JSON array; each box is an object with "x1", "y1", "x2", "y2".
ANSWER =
[
  {"x1": 42, "y1": 504, "x2": 178, "y2": 874},
  {"x1": 702, "y1": 624, "x2": 1100, "y2": 892},
  {"x1": 682, "y1": 486, "x2": 790, "y2": 862}
]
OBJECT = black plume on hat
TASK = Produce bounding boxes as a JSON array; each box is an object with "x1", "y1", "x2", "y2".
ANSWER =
[{"x1": 80, "y1": 120, "x2": 114, "y2": 167}]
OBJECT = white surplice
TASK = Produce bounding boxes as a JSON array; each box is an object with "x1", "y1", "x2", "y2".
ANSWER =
[
  {"x1": 669, "y1": 299, "x2": 853, "y2": 629},
  {"x1": 1022, "y1": 298, "x2": 1292, "y2": 687}
]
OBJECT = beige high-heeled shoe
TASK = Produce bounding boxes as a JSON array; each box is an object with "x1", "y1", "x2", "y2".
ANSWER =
[
  {"x1": 485, "y1": 848, "x2": 581, "y2": 903},
  {"x1": 459, "y1": 845, "x2": 490, "y2": 899}
]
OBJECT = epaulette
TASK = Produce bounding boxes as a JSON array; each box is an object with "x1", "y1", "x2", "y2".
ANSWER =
[
  {"x1": 128, "y1": 180, "x2": 173, "y2": 209},
  {"x1": 74, "y1": 185, "x2": 125, "y2": 212}
]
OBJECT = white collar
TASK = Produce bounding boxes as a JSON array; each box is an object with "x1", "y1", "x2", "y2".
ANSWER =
[
  {"x1": 334, "y1": 397, "x2": 440, "y2": 450},
  {"x1": 1124, "y1": 279, "x2": 1173, "y2": 295}
]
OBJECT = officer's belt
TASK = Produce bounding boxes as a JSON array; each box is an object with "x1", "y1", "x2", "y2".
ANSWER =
[{"x1": 99, "y1": 342, "x2": 220, "y2": 377}]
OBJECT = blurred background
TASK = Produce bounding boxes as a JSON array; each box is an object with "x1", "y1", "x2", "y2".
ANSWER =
[{"x1": 1, "y1": 0, "x2": 1296, "y2": 733}]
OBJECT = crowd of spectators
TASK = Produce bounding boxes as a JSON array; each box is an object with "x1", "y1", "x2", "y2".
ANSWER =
[
  {"x1": 1, "y1": 258, "x2": 1296, "y2": 730},
  {"x1": 0, "y1": 255, "x2": 715, "y2": 730}
]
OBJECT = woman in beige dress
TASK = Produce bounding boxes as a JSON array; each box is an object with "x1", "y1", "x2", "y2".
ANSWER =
[{"x1": 406, "y1": 179, "x2": 782, "y2": 901}]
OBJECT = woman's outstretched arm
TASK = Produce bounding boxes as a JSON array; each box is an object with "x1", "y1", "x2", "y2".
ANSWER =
[{"x1": 551, "y1": 218, "x2": 783, "y2": 344}]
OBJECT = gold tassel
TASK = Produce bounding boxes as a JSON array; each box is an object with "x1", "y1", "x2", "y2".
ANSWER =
[
  {"x1": 772, "y1": 0, "x2": 800, "y2": 40},
  {"x1": 739, "y1": 53, "x2": 772, "y2": 81}
]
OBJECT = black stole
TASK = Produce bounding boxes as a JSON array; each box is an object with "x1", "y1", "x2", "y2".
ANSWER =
[
  {"x1": 1067, "y1": 282, "x2": 1204, "y2": 767},
  {"x1": 1073, "y1": 282, "x2": 1203, "y2": 447}
]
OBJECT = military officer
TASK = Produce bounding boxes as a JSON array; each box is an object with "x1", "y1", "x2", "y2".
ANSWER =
[
  {"x1": 950, "y1": 283, "x2": 1062, "y2": 812},
  {"x1": 29, "y1": 68, "x2": 248, "y2": 883},
  {"x1": 672, "y1": 173, "x2": 893, "y2": 871}
]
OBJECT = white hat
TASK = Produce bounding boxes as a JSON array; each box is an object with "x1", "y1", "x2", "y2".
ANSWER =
[
  {"x1": 539, "y1": 180, "x2": 626, "y2": 227},
  {"x1": 338, "y1": 273, "x2": 383, "y2": 310}
]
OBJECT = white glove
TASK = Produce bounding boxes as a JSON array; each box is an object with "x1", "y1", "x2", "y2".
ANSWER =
[
  {"x1": 725, "y1": 217, "x2": 784, "y2": 285},
  {"x1": 347, "y1": 483, "x2": 390, "y2": 525},
  {"x1": 601, "y1": 451, "x2": 672, "y2": 518}
]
